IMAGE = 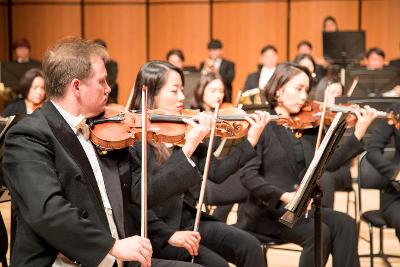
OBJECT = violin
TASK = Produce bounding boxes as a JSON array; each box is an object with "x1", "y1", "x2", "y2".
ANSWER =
[
  {"x1": 88, "y1": 106, "x2": 259, "y2": 151},
  {"x1": 285, "y1": 101, "x2": 400, "y2": 130}
]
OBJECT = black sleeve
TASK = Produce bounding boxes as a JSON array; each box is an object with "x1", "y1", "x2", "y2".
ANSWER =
[
  {"x1": 192, "y1": 138, "x2": 257, "y2": 184},
  {"x1": 147, "y1": 209, "x2": 176, "y2": 249},
  {"x1": 366, "y1": 119, "x2": 396, "y2": 181},
  {"x1": 130, "y1": 143, "x2": 202, "y2": 207},
  {"x1": 325, "y1": 133, "x2": 364, "y2": 172},
  {"x1": 222, "y1": 61, "x2": 235, "y2": 86},
  {"x1": 239, "y1": 131, "x2": 285, "y2": 208},
  {"x1": 243, "y1": 74, "x2": 253, "y2": 91}
]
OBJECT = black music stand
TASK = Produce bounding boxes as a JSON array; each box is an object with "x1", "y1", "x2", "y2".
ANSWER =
[
  {"x1": 279, "y1": 113, "x2": 348, "y2": 267},
  {"x1": 323, "y1": 31, "x2": 365, "y2": 67},
  {"x1": 1, "y1": 61, "x2": 42, "y2": 93},
  {"x1": 344, "y1": 66, "x2": 400, "y2": 97}
]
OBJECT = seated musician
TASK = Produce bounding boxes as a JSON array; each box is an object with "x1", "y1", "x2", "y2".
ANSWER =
[
  {"x1": 366, "y1": 102, "x2": 400, "y2": 242},
  {"x1": 127, "y1": 60, "x2": 270, "y2": 267},
  {"x1": 243, "y1": 45, "x2": 278, "y2": 94},
  {"x1": 2, "y1": 37, "x2": 214, "y2": 267},
  {"x1": 237, "y1": 62, "x2": 377, "y2": 267},
  {"x1": 2, "y1": 68, "x2": 46, "y2": 116}
]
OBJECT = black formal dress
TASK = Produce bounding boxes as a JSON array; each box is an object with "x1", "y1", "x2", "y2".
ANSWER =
[
  {"x1": 200, "y1": 59, "x2": 235, "y2": 102},
  {"x1": 237, "y1": 109, "x2": 361, "y2": 267},
  {"x1": 366, "y1": 102, "x2": 400, "y2": 240},
  {"x1": 128, "y1": 140, "x2": 265, "y2": 267},
  {"x1": 2, "y1": 101, "x2": 203, "y2": 267}
]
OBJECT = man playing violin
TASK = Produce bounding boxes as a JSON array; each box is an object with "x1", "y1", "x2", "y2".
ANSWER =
[{"x1": 2, "y1": 38, "x2": 214, "y2": 267}]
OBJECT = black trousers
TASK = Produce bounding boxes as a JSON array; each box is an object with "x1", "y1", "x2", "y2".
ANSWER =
[
  {"x1": 382, "y1": 198, "x2": 400, "y2": 241},
  {"x1": 277, "y1": 208, "x2": 359, "y2": 267},
  {"x1": 126, "y1": 258, "x2": 203, "y2": 267},
  {"x1": 154, "y1": 221, "x2": 265, "y2": 267},
  {"x1": 211, "y1": 205, "x2": 233, "y2": 222}
]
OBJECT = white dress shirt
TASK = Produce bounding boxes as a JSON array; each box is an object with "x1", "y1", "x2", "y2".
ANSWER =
[
  {"x1": 52, "y1": 102, "x2": 118, "y2": 267},
  {"x1": 258, "y1": 66, "x2": 276, "y2": 89}
]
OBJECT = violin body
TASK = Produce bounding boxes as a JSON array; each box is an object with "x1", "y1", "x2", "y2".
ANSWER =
[
  {"x1": 89, "y1": 106, "x2": 250, "y2": 151},
  {"x1": 287, "y1": 101, "x2": 400, "y2": 130}
]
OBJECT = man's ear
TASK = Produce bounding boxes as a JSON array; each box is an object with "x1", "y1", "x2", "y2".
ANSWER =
[{"x1": 71, "y1": 79, "x2": 81, "y2": 95}]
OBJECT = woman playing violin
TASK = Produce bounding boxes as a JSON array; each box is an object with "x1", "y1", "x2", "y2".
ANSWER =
[
  {"x1": 237, "y1": 62, "x2": 378, "y2": 267},
  {"x1": 128, "y1": 61, "x2": 269, "y2": 267},
  {"x1": 190, "y1": 71, "x2": 240, "y2": 222},
  {"x1": 191, "y1": 71, "x2": 225, "y2": 112}
]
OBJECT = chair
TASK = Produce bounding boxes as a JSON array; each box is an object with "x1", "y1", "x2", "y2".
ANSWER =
[
  {"x1": 206, "y1": 173, "x2": 300, "y2": 267},
  {"x1": 357, "y1": 150, "x2": 400, "y2": 267}
]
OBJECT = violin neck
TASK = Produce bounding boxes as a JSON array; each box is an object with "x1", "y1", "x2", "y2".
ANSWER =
[
  {"x1": 149, "y1": 114, "x2": 188, "y2": 123},
  {"x1": 330, "y1": 104, "x2": 387, "y2": 118},
  {"x1": 149, "y1": 113, "x2": 247, "y2": 122},
  {"x1": 270, "y1": 115, "x2": 281, "y2": 121}
]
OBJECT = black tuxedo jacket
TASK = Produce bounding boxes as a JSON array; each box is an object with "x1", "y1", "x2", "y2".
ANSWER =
[
  {"x1": 237, "y1": 110, "x2": 363, "y2": 236},
  {"x1": 129, "y1": 140, "x2": 257, "y2": 250},
  {"x1": 243, "y1": 71, "x2": 261, "y2": 92},
  {"x1": 200, "y1": 59, "x2": 235, "y2": 102},
  {"x1": 2, "y1": 101, "x2": 202, "y2": 266},
  {"x1": 389, "y1": 59, "x2": 400, "y2": 68},
  {"x1": 366, "y1": 103, "x2": 400, "y2": 209}
]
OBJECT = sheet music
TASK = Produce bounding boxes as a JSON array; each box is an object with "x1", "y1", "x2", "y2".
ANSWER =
[{"x1": 285, "y1": 112, "x2": 345, "y2": 211}]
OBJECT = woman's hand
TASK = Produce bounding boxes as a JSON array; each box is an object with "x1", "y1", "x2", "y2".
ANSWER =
[
  {"x1": 182, "y1": 113, "x2": 214, "y2": 158},
  {"x1": 245, "y1": 111, "x2": 271, "y2": 147},
  {"x1": 280, "y1": 191, "x2": 296, "y2": 204},
  {"x1": 353, "y1": 105, "x2": 378, "y2": 140},
  {"x1": 168, "y1": 231, "x2": 201, "y2": 256}
]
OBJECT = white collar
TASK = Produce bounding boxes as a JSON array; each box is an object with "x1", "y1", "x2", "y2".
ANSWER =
[{"x1": 51, "y1": 101, "x2": 84, "y2": 134}]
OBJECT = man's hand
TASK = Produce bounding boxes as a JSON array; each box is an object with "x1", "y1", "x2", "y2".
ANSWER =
[
  {"x1": 168, "y1": 231, "x2": 201, "y2": 256},
  {"x1": 182, "y1": 113, "x2": 214, "y2": 158},
  {"x1": 109, "y1": 235, "x2": 152, "y2": 267}
]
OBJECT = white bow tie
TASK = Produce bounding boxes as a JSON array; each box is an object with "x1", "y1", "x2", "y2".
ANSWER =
[{"x1": 73, "y1": 114, "x2": 90, "y2": 140}]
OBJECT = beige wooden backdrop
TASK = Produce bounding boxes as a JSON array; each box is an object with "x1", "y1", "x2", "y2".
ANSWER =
[{"x1": 1, "y1": 0, "x2": 399, "y2": 104}]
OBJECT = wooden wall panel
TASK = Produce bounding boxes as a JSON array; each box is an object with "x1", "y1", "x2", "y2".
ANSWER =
[
  {"x1": 12, "y1": 3, "x2": 81, "y2": 62},
  {"x1": 149, "y1": 2, "x2": 209, "y2": 68},
  {"x1": 0, "y1": 2, "x2": 8, "y2": 62},
  {"x1": 85, "y1": 4, "x2": 146, "y2": 105},
  {"x1": 290, "y1": 0, "x2": 359, "y2": 62},
  {"x1": 213, "y1": 1, "x2": 287, "y2": 98},
  {"x1": 362, "y1": 0, "x2": 400, "y2": 61}
]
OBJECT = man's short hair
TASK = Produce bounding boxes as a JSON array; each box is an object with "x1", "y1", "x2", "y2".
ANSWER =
[
  {"x1": 261, "y1": 45, "x2": 278, "y2": 55},
  {"x1": 297, "y1": 40, "x2": 312, "y2": 50},
  {"x1": 366, "y1": 47, "x2": 385, "y2": 59},
  {"x1": 166, "y1": 49, "x2": 185, "y2": 62},
  {"x1": 207, "y1": 39, "x2": 223, "y2": 50},
  {"x1": 12, "y1": 38, "x2": 31, "y2": 50},
  {"x1": 42, "y1": 37, "x2": 109, "y2": 98}
]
